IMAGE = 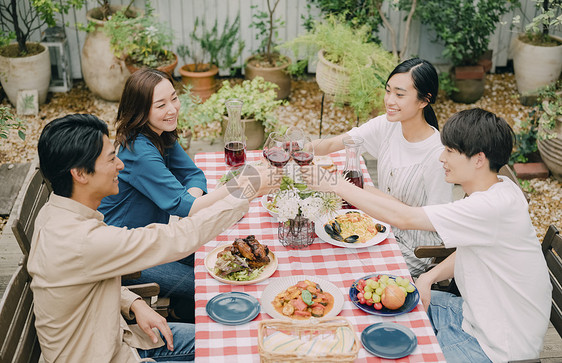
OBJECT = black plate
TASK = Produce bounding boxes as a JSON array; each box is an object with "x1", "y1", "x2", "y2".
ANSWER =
[
  {"x1": 206, "y1": 292, "x2": 260, "y2": 325},
  {"x1": 361, "y1": 322, "x2": 417, "y2": 358},
  {"x1": 349, "y1": 273, "x2": 420, "y2": 316}
]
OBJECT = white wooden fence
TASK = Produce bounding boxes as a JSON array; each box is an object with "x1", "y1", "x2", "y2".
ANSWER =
[{"x1": 2, "y1": 0, "x2": 560, "y2": 80}]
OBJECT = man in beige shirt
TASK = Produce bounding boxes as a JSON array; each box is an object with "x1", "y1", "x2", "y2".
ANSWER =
[{"x1": 28, "y1": 114, "x2": 274, "y2": 362}]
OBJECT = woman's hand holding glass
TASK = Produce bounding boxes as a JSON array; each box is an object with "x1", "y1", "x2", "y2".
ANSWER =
[{"x1": 263, "y1": 133, "x2": 291, "y2": 168}]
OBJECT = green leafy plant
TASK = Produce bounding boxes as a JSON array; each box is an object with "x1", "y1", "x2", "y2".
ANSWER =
[
  {"x1": 103, "y1": 1, "x2": 174, "y2": 68},
  {"x1": 416, "y1": 0, "x2": 519, "y2": 67},
  {"x1": 75, "y1": 0, "x2": 136, "y2": 33},
  {"x1": 0, "y1": 106, "x2": 25, "y2": 141},
  {"x1": 249, "y1": 0, "x2": 289, "y2": 67},
  {"x1": 305, "y1": 0, "x2": 384, "y2": 43},
  {"x1": 177, "y1": 15, "x2": 244, "y2": 73},
  {"x1": 438, "y1": 71, "x2": 459, "y2": 97},
  {"x1": 510, "y1": 81, "x2": 562, "y2": 163},
  {"x1": 281, "y1": 15, "x2": 396, "y2": 120},
  {"x1": 0, "y1": 0, "x2": 84, "y2": 57},
  {"x1": 514, "y1": 0, "x2": 562, "y2": 46},
  {"x1": 184, "y1": 77, "x2": 285, "y2": 134}
]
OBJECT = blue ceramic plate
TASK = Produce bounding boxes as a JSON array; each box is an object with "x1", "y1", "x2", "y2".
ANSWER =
[
  {"x1": 206, "y1": 292, "x2": 260, "y2": 325},
  {"x1": 361, "y1": 322, "x2": 417, "y2": 359},
  {"x1": 349, "y1": 274, "x2": 420, "y2": 316}
]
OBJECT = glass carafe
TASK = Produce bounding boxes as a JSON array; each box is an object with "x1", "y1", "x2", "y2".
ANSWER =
[
  {"x1": 224, "y1": 99, "x2": 246, "y2": 167},
  {"x1": 342, "y1": 136, "x2": 364, "y2": 208}
]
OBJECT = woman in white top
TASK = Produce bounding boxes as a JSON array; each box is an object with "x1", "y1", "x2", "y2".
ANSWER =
[{"x1": 313, "y1": 58, "x2": 453, "y2": 276}]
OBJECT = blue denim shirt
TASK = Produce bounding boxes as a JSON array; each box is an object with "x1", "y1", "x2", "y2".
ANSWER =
[{"x1": 99, "y1": 134, "x2": 207, "y2": 228}]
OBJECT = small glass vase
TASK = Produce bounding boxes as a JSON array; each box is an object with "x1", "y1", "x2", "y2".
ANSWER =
[{"x1": 278, "y1": 216, "x2": 315, "y2": 249}]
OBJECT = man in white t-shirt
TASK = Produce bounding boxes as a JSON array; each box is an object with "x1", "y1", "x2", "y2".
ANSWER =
[{"x1": 305, "y1": 108, "x2": 551, "y2": 362}]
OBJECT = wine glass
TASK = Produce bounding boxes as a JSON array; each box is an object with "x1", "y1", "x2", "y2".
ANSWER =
[
  {"x1": 292, "y1": 135, "x2": 314, "y2": 166},
  {"x1": 264, "y1": 133, "x2": 290, "y2": 168},
  {"x1": 284, "y1": 126, "x2": 305, "y2": 154},
  {"x1": 262, "y1": 132, "x2": 279, "y2": 160}
]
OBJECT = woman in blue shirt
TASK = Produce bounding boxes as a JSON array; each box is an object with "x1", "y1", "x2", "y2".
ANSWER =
[{"x1": 99, "y1": 68, "x2": 207, "y2": 322}]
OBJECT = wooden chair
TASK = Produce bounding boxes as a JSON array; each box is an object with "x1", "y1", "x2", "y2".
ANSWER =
[
  {"x1": 543, "y1": 225, "x2": 562, "y2": 338},
  {"x1": 11, "y1": 168, "x2": 51, "y2": 256},
  {"x1": 0, "y1": 256, "x2": 41, "y2": 363}
]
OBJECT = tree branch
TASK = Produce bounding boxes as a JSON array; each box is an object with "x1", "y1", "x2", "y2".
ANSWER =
[
  {"x1": 400, "y1": 0, "x2": 417, "y2": 61},
  {"x1": 375, "y1": 0, "x2": 398, "y2": 58}
]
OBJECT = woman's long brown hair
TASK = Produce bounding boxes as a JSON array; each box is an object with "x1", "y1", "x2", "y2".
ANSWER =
[{"x1": 115, "y1": 68, "x2": 178, "y2": 155}]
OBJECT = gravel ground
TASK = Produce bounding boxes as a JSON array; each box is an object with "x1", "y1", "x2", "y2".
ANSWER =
[{"x1": 0, "y1": 73, "x2": 560, "y2": 239}]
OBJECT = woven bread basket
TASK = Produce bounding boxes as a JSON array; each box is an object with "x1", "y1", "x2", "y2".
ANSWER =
[{"x1": 258, "y1": 317, "x2": 360, "y2": 362}]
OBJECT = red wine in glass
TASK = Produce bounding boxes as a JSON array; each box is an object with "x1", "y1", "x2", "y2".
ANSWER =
[
  {"x1": 342, "y1": 170, "x2": 364, "y2": 209},
  {"x1": 292, "y1": 151, "x2": 314, "y2": 166},
  {"x1": 266, "y1": 147, "x2": 290, "y2": 168},
  {"x1": 225, "y1": 141, "x2": 246, "y2": 167}
]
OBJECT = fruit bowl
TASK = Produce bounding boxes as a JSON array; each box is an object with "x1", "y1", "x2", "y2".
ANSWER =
[{"x1": 349, "y1": 274, "x2": 420, "y2": 316}]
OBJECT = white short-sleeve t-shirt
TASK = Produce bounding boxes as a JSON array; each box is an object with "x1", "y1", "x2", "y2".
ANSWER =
[
  {"x1": 348, "y1": 115, "x2": 453, "y2": 276},
  {"x1": 423, "y1": 176, "x2": 551, "y2": 362}
]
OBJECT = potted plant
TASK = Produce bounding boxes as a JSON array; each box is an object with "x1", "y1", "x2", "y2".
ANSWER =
[
  {"x1": 0, "y1": 0, "x2": 79, "y2": 106},
  {"x1": 535, "y1": 81, "x2": 562, "y2": 181},
  {"x1": 103, "y1": 1, "x2": 177, "y2": 75},
  {"x1": 177, "y1": 15, "x2": 244, "y2": 102},
  {"x1": 188, "y1": 77, "x2": 285, "y2": 150},
  {"x1": 78, "y1": 0, "x2": 138, "y2": 101},
  {"x1": 176, "y1": 85, "x2": 205, "y2": 151},
  {"x1": 281, "y1": 15, "x2": 396, "y2": 121},
  {"x1": 512, "y1": 0, "x2": 562, "y2": 100},
  {"x1": 245, "y1": 0, "x2": 292, "y2": 100},
  {"x1": 415, "y1": 0, "x2": 519, "y2": 104}
]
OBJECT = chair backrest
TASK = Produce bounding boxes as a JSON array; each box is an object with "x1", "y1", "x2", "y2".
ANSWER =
[
  {"x1": 499, "y1": 164, "x2": 530, "y2": 202},
  {"x1": 11, "y1": 169, "x2": 51, "y2": 256},
  {"x1": 542, "y1": 225, "x2": 562, "y2": 338},
  {"x1": 0, "y1": 257, "x2": 41, "y2": 363}
]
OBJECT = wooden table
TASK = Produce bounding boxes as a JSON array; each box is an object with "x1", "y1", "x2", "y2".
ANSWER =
[{"x1": 193, "y1": 150, "x2": 445, "y2": 362}]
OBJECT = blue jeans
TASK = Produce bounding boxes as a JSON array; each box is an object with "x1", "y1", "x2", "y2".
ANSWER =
[
  {"x1": 427, "y1": 291, "x2": 492, "y2": 363},
  {"x1": 137, "y1": 322, "x2": 195, "y2": 361},
  {"x1": 123, "y1": 255, "x2": 194, "y2": 322}
]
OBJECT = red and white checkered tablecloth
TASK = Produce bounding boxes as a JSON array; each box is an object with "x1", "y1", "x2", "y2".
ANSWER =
[{"x1": 193, "y1": 150, "x2": 445, "y2": 362}]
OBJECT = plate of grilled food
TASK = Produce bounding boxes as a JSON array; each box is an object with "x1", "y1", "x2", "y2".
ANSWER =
[{"x1": 205, "y1": 235, "x2": 278, "y2": 285}]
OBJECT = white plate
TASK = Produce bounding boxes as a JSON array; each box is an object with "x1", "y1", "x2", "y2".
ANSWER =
[
  {"x1": 261, "y1": 275, "x2": 344, "y2": 320},
  {"x1": 260, "y1": 194, "x2": 278, "y2": 219},
  {"x1": 315, "y1": 209, "x2": 390, "y2": 249},
  {"x1": 205, "y1": 244, "x2": 278, "y2": 285}
]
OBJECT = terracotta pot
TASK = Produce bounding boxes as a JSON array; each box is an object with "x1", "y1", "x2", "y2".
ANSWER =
[
  {"x1": 512, "y1": 34, "x2": 562, "y2": 96},
  {"x1": 537, "y1": 118, "x2": 562, "y2": 182},
  {"x1": 179, "y1": 64, "x2": 219, "y2": 102},
  {"x1": 450, "y1": 66, "x2": 485, "y2": 104},
  {"x1": 125, "y1": 53, "x2": 178, "y2": 76},
  {"x1": 244, "y1": 55, "x2": 291, "y2": 100},
  {"x1": 0, "y1": 43, "x2": 50, "y2": 106},
  {"x1": 221, "y1": 116, "x2": 265, "y2": 150},
  {"x1": 81, "y1": 6, "x2": 138, "y2": 102}
]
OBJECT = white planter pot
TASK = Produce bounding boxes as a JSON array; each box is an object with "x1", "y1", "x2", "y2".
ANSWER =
[
  {"x1": 512, "y1": 34, "x2": 562, "y2": 96},
  {"x1": 81, "y1": 6, "x2": 136, "y2": 101},
  {"x1": 0, "y1": 43, "x2": 51, "y2": 106}
]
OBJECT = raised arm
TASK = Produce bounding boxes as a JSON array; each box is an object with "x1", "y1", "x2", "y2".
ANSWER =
[{"x1": 312, "y1": 134, "x2": 347, "y2": 156}]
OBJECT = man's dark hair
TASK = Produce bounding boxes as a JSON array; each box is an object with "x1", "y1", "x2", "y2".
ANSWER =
[
  {"x1": 441, "y1": 108, "x2": 514, "y2": 172},
  {"x1": 38, "y1": 114, "x2": 109, "y2": 197}
]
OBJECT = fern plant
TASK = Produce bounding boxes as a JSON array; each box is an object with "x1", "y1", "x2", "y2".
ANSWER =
[{"x1": 281, "y1": 15, "x2": 396, "y2": 120}]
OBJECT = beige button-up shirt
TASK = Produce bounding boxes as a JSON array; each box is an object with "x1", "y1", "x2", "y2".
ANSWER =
[{"x1": 28, "y1": 193, "x2": 249, "y2": 363}]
